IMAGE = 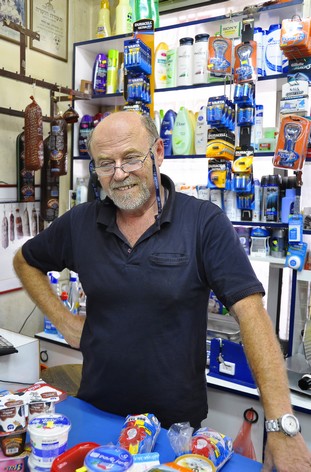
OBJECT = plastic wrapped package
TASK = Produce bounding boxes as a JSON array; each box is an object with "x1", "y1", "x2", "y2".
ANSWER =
[{"x1": 117, "y1": 413, "x2": 161, "y2": 454}]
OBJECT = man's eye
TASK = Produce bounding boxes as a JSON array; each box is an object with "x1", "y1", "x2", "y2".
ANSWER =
[
  {"x1": 100, "y1": 162, "x2": 114, "y2": 168},
  {"x1": 125, "y1": 156, "x2": 140, "y2": 162}
]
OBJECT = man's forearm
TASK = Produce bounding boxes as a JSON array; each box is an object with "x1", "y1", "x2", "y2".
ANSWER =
[
  {"x1": 230, "y1": 293, "x2": 292, "y2": 418},
  {"x1": 13, "y1": 248, "x2": 69, "y2": 331}
]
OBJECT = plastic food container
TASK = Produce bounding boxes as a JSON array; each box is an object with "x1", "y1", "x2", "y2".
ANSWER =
[
  {"x1": 0, "y1": 431, "x2": 26, "y2": 457},
  {"x1": 0, "y1": 403, "x2": 26, "y2": 433},
  {"x1": 28, "y1": 414, "x2": 71, "y2": 467},
  {"x1": 28, "y1": 402, "x2": 55, "y2": 422},
  {"x1": 28, "y1": 455, "x2": 53, "y2": 472},
  {"x1": 51, "y1": 442, "x2": 100, "y2": 472},
  {"x1": 175, "y1": 454, "x2": 216, "y2": 472},
  {"x1": 84, "y1": 445, "x2": 133, "y2": 472}
]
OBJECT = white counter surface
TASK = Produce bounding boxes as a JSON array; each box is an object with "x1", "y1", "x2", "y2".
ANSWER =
[{"x1": 207, "y1": 373, "x2": 311, "y2": 413}]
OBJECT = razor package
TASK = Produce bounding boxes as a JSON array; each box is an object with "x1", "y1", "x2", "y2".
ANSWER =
[
  {"x1": 273, "y1": 115, "x2": 311, "y2": 170},
  {"x1": 208, "y1": 37, "x2": 232, "y2": 76},
  {"x1": 234, "y1": 41, "x2": 257, "y2": 83}
]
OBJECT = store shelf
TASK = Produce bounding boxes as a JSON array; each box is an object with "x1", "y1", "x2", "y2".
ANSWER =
[
  {"x1": 297, "y1": 270, "x2": 311, "y2": 282},
  {"x1": 206, "y1": 371, "x2": 311, "y2": 413},
  {"x1": 155, "y1": 73, "x2": 287, "y2": 94},
  {"x1": 35, "y1": 331, "x2": 80, "y2": 350},
  {"x1": 249, "y1": 254, "x2": 285, "y2": 265}
]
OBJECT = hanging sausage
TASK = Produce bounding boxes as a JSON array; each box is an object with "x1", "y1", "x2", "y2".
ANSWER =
[
  {"x1": 2, "y1": 210, "x2": 9, "y2": 249},
  {"x1": 49, "y1": 113, "x2": 68, "y2": 176},
  {"x1": 16, "y1": 131, "x2": 35, "y2": 202},
  {"x1": 15, "y1": 208, "x2": 23, "y2": 239},
  {"x1": 24, "y1": 96, "x2": 44, "y2": 171},
  {"x1": 40, "y1": 135, "x2": 59, "y2": 222},
  {"x1": 31, "y1": 205, "x2": 38, "y2": 236},
  {"x1": 9, "y1": 209, "x2": 15, "y2": 242},
  {"x1": 23, "y1": 206, "x2": 30, "y2": 237}
]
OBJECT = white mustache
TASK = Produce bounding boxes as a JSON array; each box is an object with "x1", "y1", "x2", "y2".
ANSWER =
[{"x1": 111, "y1": 178, "x2": 138, "y2": 190}]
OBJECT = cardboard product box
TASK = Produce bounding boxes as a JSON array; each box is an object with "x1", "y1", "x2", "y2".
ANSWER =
[{"x1": 0, "y1": 448, "x2": 27, "y2": 472}]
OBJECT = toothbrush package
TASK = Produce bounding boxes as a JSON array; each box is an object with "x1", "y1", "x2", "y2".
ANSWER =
[{"x1": 273, "y1": 115, "x2": 311, "y2": 170}]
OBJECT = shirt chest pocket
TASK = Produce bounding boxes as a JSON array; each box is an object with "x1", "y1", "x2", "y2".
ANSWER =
[{"x1": 149, "y1": 253, "x2": 189, "y2": 266}]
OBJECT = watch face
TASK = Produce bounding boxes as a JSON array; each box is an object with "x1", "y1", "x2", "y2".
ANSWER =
[{"x1": 281, "y1": 414, "x2": 300, "y2": 436}]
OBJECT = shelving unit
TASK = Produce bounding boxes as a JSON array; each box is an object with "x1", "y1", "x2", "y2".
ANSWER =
[{"x1": 71, "y1": 0, "x2": 311, "y2": 353}]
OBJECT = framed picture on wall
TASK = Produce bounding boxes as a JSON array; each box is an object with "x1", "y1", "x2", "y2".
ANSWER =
[
  {"x1": 0, "y1": 0, "x2": 27, "y2": 44},
  {"x1": 30, "y1": 0, "x2": 68, "y2": 62}
]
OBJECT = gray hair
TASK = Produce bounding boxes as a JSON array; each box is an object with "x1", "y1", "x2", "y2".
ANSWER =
[{"x1": 87, "y1": 111, "x2": 160, "y2": 159}]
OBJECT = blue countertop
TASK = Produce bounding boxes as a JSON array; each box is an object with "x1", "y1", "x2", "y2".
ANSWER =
[{"x1": 56, "y1": 396, "x2": 262, "y2": 471}]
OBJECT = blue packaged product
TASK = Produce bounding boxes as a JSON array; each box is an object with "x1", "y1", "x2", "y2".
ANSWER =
[
  {"x1": 235, "y1": 226, "x2": 251, "y2": 255},
  {"x1": 79, "y1": 115, "x2": 93, "y2": 157},
  {"x1": 191, "y1": 426, "x2": 233, "y2": 469},
  {"x1": 84, "y1": 445, "x2": 133, "y2": 472},
  {"x1": 265, "y1": 24, "x2": 282, "y2": 76},
  {"x1": 281, "y1": 187, "x2": 296, "y2": 223},
  {"x1": 92, "y1": 53, "x2": 108, "y2": 94},
  {"x1": 160, "y1": 110, "x2": 177, "y2": 156}
]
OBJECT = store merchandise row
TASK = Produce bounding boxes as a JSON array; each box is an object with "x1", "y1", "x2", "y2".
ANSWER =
[
  {"x1": 154, "y1": 23, "x2": 288, "y2": 89},
  {"x1": 43, "y1": 270, "x2": 85, "y2": 338}
]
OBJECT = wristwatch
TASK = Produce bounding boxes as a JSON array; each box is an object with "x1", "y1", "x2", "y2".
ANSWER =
[{"x1": 265, "y1": 414, "x2": 300, "y2": 437}]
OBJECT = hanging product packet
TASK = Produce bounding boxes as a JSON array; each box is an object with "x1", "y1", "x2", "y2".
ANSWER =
[
  {"x1": 280, "y1": 17, "x2": 311, "y2": 59},
  {"x1": 207, "y1": 37, "x2": 232, "y2": 76},
  {"x1": 273, "y1": 114, "x2": 311, "y2": 170},
  {"x1": 233, "y1": 41, "x2": 257, "y2": 84}
]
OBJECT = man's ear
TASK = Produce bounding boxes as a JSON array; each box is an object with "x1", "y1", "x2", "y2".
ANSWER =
[{"x1": 156, "y1": 139, "x2": 165, "y2": 167}]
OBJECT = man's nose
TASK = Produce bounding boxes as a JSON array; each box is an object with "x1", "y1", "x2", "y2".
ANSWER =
[{"x1": 113, "y1": 165, "x2": 129, "y2": 180}]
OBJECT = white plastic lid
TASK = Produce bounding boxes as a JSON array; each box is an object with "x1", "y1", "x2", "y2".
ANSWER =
[
  {"x1": 84, "y1": 445, "x2": 133, "y2": 472},
  {"x1": 28, "y1": 414, "x2": 71, "y2": 437}
]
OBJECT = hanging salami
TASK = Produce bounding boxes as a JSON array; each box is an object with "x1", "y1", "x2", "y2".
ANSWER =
[
  {"x1": 2, "y1": 211, "x2": 9, "y2": 249},
  {"x1": 16, "y1": 131, "x2": 35, "y2": 202},
  {"x1": 49, "y1": 114, "x2": 68, "y2": 176},
  {"x1": 9, "y1": 210, "x2": 15, "y2": 242},
  {"x1": 41, "y1": 135, "x2": 59, "y2": 222},
  {"x1": 24, "y1": 96, "x2": 44, "y2": 171}
]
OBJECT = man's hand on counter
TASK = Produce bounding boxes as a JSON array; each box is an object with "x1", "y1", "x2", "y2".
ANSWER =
[{"x1": 262, "y1": 432, "x2": 311, "y2": 471}]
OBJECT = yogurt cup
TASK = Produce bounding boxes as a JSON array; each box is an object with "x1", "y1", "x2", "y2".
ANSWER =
[
  {"x1": 28, "y1": 414, "x2": 71, "y2": 467},
  {"x1": 28, "y1": 402, "x2": 55, "y2": 422},
  {"x1": 0, "y1": 403, "x2": 26, "y2": 433},
  {"x1": 84, "y1": 445, "x2": 133, "y2": 472},
  {"x1": 28, "y1": 454, "x2": 52, "y2": 472}
]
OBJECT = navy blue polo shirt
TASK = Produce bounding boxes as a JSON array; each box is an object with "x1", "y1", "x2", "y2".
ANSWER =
[{"x1": 22, "y1": 174, "x2": 264, "y2": 428}]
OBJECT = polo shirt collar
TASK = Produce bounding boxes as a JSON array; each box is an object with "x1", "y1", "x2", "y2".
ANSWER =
[{"x1": 96, "y1": 173, "x2": 175, "y2": 227}]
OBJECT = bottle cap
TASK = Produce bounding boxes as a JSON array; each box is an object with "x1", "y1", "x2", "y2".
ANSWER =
[
  {"x1": 179, "y1": 37, "x2": 194, "y2": 46},
  {"x1": 195, "y1": 33, "x2": 209, "y2": 42},
  {"x1": 61, "y1": 291, "x2": 69, "y2": 300},
  {"x1": 101, "y1": 0, "x2": 110, "y2": 9}
]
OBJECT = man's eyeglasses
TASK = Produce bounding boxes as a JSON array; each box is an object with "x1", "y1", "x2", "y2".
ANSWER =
[{"x1": 93, "y1": 140, "x2": 157, "y2": 176}]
